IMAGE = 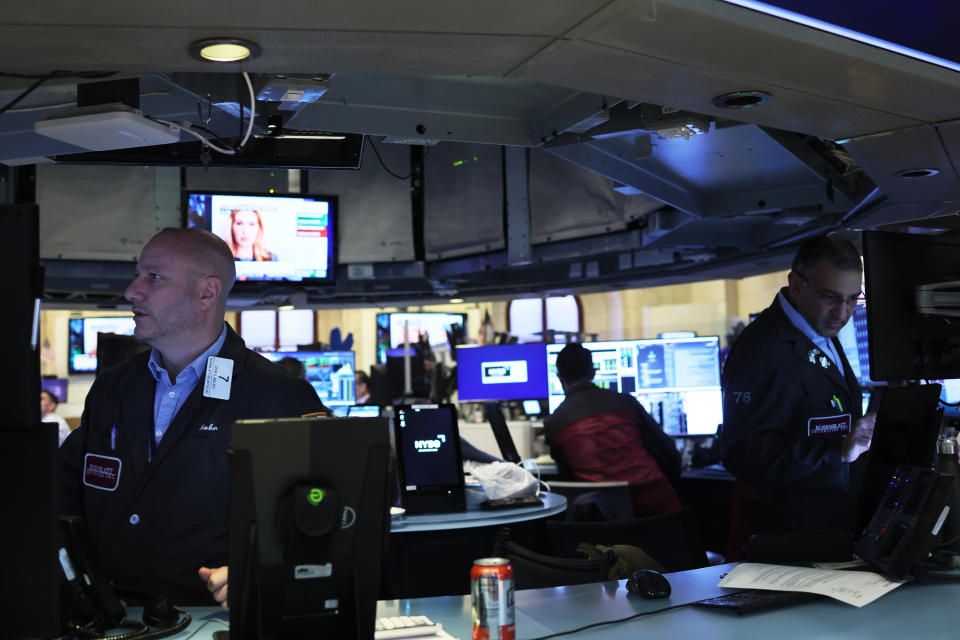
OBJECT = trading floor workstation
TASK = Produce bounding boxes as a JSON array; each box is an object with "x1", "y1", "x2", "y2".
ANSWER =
[{"x1": 7, "y1": 2, "x2": 960, "y2": 639}]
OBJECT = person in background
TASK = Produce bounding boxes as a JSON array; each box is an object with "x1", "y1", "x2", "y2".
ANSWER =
[
  {"x1": 226, "y1": 208, "x2": 275, "y2": 261},
  {"x1": 276, "y1": 356, "x2": 307, "y2": 380},
  {"x1": 59, "y1": 228, "x2": 325, "y2": 608},
  {"x1": 41, "y1": 389, "x2": 71, "y2": 446},
  {"x1": 719, "y1": 235, "x2": 875, "y2": 560},
  {"x1": 356, "y1": 370, "x2": 372, "y2": 405},
  {"x1": 544, "y1": 343, "x2": 683, "y2": 517}
]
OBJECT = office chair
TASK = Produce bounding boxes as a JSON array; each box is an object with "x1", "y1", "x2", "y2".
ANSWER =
[
  {"x1": 545, "y1": 480, "x2": 634, "y2": 521},
  {"x1": 492, "y1": 529, "x2": 614, "y2": 590},
  {"x1": 546, "y1": 508, "x2": 709, "y2": 572}
]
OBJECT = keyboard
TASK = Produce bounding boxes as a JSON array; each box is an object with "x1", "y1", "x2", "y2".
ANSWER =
[
  {"x1": 374, "y1": 615, "x2": 443, "y2": 639},
  {"x1": 693, "y1": 589, "x2": 824, "y2": 614}
]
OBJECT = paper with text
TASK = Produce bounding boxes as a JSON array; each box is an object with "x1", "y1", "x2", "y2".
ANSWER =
[{"x1": 718, "y1": 563, "x2": 906, "y2": 607}]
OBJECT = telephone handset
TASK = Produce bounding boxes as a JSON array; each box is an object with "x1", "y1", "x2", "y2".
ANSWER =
[{"x1": 58, "y1": 516, "x2": 192, "y2": 639}]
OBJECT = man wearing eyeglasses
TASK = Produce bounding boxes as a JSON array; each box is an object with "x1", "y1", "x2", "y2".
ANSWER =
[{"x1": 719, "y1": 235, "x2": 876, "y2": 559}]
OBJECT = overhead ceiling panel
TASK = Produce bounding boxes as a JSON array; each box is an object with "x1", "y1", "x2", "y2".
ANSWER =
[
  {"x1": 517, "y1": 38, "x2": 923, "y2": 143},
  {"x1": 569, "y1": 0, "x2": 960, "y2": 123},
  {"x1": 1, "y1": 0, "x2": 608, "y2": 34},
  {"x1": 842, "y1": 125, "x2": 960, "y2": 203}
]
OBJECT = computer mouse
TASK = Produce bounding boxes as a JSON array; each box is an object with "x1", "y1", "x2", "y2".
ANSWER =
[{"x1": 626, "y1": 569, "x2": 671, "y2": 599}]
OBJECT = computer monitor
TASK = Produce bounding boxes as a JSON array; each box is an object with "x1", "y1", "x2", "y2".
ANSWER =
[
  {"x1": 455, "y1": 343, "x2": 549, "y2": 402},
  {"x1": 376, "y1": 312, "x2": 466, "y2": 363},
  {"x1": 261, "y1": 351, "x2": 356, "y2": 411},
  {"x1": 67, "y1": 317, "x2": 137, "y2": 373},
  {"x1": 348, "y1": 405, "x2": 381, "y2": 418},
  {"x1": 227, "y1": 417, "x2": 391, "y2": 640},
  {"x1": 185, "y1": 190, "x2": 336, "y2": 284},
  {"x1": 522, "y1": 399, "x2": 543, "y2": 417},
  {"x1": 393, "y1": 405, "x2": 466, "y2": 513},
  {"x1": 863, "y1": 230, "x2": 960, "y2": 381},
  {"x1": 838, "y1": 303, "x2": 871, "y2": 385},
  {"x1": 546, "y1": 336, "x2": 723, "y2": 436},
  {"x1": 40, "y1": 378, "x2": 68, "y2": 404}
]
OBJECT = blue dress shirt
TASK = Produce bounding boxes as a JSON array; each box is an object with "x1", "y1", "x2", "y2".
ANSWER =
[{"x1": 147, "y1": 325, "x2": 228, "y2": 447}]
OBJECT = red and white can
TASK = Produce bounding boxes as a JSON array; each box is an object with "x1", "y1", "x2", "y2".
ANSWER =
[{"x1": 471, "y1": 557, "x2": 515, "y2": 640}]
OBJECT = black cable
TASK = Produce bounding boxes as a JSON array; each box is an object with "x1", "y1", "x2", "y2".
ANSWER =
[
  {"x1": 0, "y1": 69, "x2": 119, "y2": 116},
  {"x1": 524, "y1": 602, "x2": 693, "y2": 640},
  {"x1": 0, "y1": 73, "x2": 53, "y2": 116},
  {"x1": 365, "y1": 136, "x2": 431, "y2": 181}
]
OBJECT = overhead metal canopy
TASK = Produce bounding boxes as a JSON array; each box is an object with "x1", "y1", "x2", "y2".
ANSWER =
[{"x1": 2, "y1": 0, "x2": 960, "y2": 306}]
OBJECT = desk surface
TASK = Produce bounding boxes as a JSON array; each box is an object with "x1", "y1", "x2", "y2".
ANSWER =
[
  {"x1": 174, "y1": 563, "x2": 960, "y2": 640},
  {"x1": 390, "y1": 492, "x2": 566, "y2": 533}
]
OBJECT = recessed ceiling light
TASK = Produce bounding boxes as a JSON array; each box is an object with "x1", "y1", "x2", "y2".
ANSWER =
[
  {"x1": 448, "y1": 298, "x2": 464, "y2": 304},
  {"x1": 190, "y1": 38, "x2": 261, "y2": 63},
  {"x1": 895, "y1": 168, "x2": 939, "y2": 179},
  {"x1": 711, "y1": 91, "x2": 772, "y2": 109}
]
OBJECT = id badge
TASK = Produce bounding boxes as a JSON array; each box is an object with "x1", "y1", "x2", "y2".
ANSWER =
[{"x1": 203, "y1": 356, "x2": 234, "y2": 400}]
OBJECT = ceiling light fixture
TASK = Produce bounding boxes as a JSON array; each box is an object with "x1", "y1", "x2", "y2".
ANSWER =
[
  {"x1": 895, "y1": 168, "x2": 939, "y2": 179},
  {"x1": 189, "y1": 38, "x2": 261, "y2": 63},
  {"x1": 711, "y1": 91, "x2": 772, "y2": 109}
]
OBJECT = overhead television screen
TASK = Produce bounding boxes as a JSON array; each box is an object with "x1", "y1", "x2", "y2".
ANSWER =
[
  {"x1": 456, "y1": 343, "x2": 548, "y2": 401},
  {"x1": 68, "y1": 317, "x2": 137, "y2": 374},
  {"x1": 184, "y1": 191, "x2": 336, "y2": 283},
  {"x1": 546, "y1": 337, "x2": 723, "y2": 436}
]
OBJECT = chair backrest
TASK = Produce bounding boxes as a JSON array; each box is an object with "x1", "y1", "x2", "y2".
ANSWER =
[
  {"x1": 546, "y1": 508, "x2": 708, "y2": 572},
  {"x1": 546, "y1": 480, "x2": 633, "y2": 521},
  {"x1": 491, "y1": 535, "x2": 614, "y2": 590}
]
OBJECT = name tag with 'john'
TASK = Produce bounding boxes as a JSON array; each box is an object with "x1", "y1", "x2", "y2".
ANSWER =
[{"x1": 807, "y1": 414, "x2": 852, "y2": 438}]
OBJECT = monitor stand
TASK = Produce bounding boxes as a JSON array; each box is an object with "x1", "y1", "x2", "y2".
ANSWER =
[{"x1": 483, "y1": 402, "x2": 522, "y2": 464}]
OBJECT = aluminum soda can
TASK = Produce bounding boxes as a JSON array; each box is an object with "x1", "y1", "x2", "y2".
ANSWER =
[{"x1": 471, "y1": 557, "x2": 515, "y2": 640}]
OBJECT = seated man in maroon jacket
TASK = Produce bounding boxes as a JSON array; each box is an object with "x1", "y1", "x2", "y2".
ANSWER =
[{"x1": 544, "y1": 343, "x2": 682, "y2": 517}]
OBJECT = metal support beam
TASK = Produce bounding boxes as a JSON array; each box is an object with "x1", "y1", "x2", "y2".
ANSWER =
[
  {"x1": 504, "y1": 146, "x2": 532, "y2": 266},
  {"x1": 530, "y1": 91, "x2": 622, "y2": 144},
  {"x1": 703, "y1": 183, "x2": 851, "y2": 218},
  {"x1": 546, "y1": 141, "x2": 703, "y2": 216}
]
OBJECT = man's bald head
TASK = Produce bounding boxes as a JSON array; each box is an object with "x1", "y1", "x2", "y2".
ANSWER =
[{"x1": 149, "y1": 228, "x2": 236, "y2": 300}]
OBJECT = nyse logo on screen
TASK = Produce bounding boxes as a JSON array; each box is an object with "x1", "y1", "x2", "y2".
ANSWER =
[
  {"x1": 414, "y1": 433, "x2": 446, "y2": 453},
  {"x1": 481, "y1": 360, "x2": 529, "y2": 384}
]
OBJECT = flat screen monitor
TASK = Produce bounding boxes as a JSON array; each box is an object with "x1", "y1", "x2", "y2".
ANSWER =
[
  {"x1": 522, "y1": 399, "x2": 543, "y2": 417},
  {"x1": 228, "y1": 417, "x2": 391, "y2": 640},
  {"x1": 184, "y1": 190, "x2": 336, "y2": 283},
  {"x1": 40, "y1": 378, "x2": 68, "y2": 404},
  {"x1": 546, "y1": 337, "x2": 723, "y2": 436},
  {"x1": 376, "y1": 312, "x2": 466, "y2": 363},
  {"x1": 348, "y1": 405, "x2": 381, "y2": 418},
  {"x1": 863, "y1": 230, "x2": 960, "y2": 380},
  {"x1": 67, "y1": 317, "x2": 137, "y2": 374},
  {"x1": 455, "y1": 343, "x2": 548, "y2": 402},
  {"x1": 262, "y1": 351, "x2": 355, "y2": 410},
  {"x1": 939, "y1": 379, "x2": 960, "y2": 417},
  {"x1": 393, "y1": 404, "x2": 466, "y2": 513},
  {"x1": 838, "y1": 303, "x2": 871, "y2": 386}
]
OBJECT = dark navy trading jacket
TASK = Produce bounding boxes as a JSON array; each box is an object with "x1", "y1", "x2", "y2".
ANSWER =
[
  {"x1": 719, "y1": 292, "x2": 865, "y2": 541},
  {"x1": 58, "y1": 324, "x2": 325, "y2": 605}
]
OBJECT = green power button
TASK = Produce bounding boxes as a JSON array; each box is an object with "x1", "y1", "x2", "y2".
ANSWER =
[{"x1": 307, "y1": 488, "x2": 325, "y2": 506}]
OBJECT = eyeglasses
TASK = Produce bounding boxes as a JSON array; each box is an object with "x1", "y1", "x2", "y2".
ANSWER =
[{"x1": 795, "y1": 273, "x2": 861, "y2": 307}]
